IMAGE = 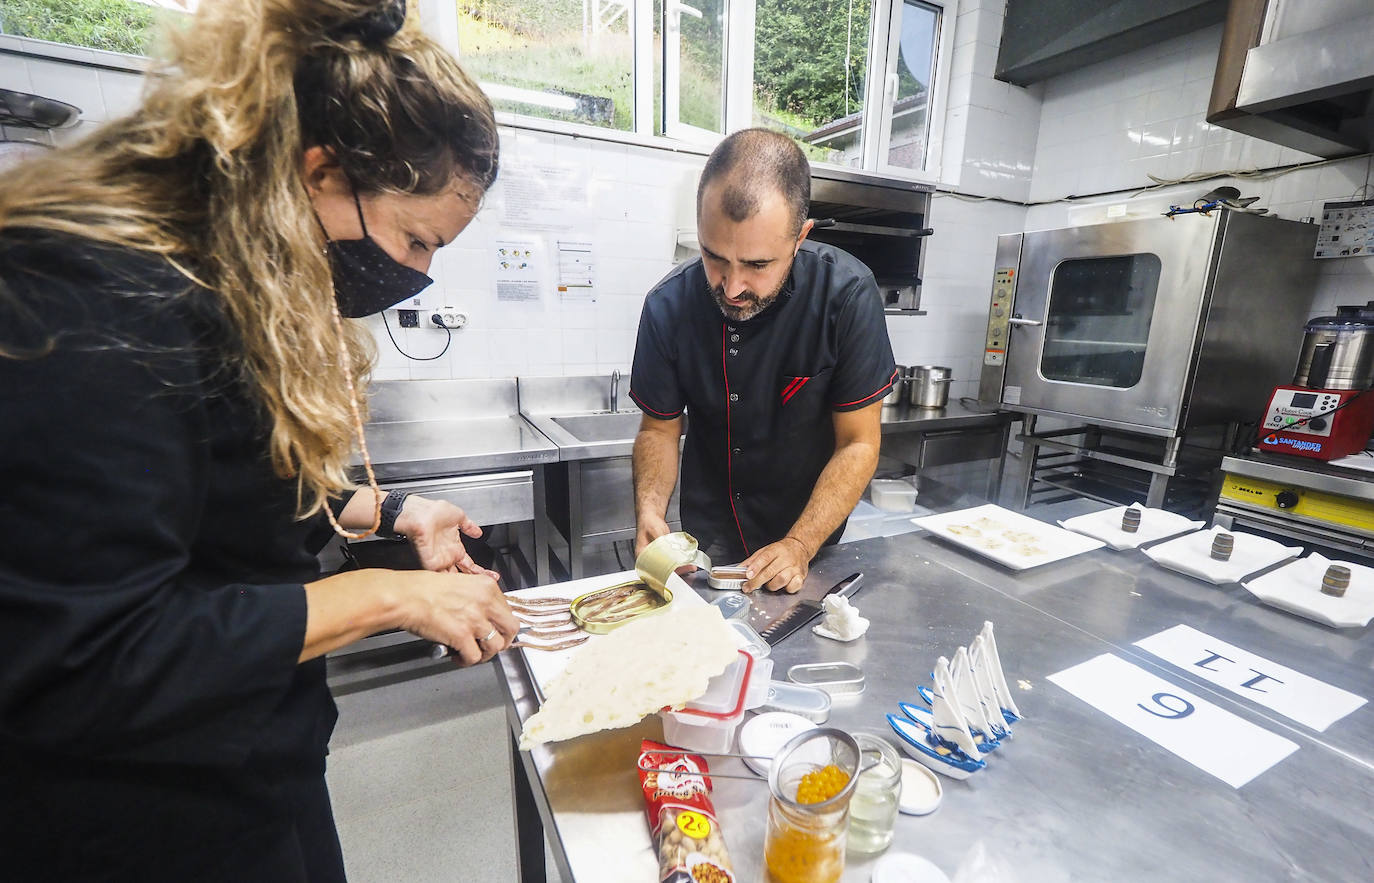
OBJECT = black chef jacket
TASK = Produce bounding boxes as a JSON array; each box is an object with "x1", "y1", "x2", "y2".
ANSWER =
[
  {"x1": 0, "y1": 231, "x2": 343, "y2": 880},
  {"x1": 630, "y1": 240, "x2": 897, "y2": 560}
]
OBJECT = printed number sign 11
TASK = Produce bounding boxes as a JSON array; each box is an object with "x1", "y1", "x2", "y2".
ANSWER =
[{"x1": 1133, "y1": 624, "x2": 1367, "y2": 732}]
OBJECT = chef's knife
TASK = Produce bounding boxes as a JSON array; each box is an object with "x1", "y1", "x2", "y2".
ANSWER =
[{"x1": 760, "y1": 572, "x2": 863, "y2": 646}]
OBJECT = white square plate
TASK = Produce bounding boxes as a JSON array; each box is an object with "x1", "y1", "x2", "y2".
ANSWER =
[
  {"x1": 1142, "y1": 526, "x2": 1301, "y2": 585},
  {"x1": 1242, "y1": 554, "x2": 1374, "y2": 628},
  {"x1": 912, "y1": 503, "x2": 1105, "y2": 570},
  {"x1": 1058, "y1": 504, "x2": 1205, "y2": 551}
]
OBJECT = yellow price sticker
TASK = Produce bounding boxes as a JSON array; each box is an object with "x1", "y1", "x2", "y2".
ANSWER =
[{"x1": 676, "y1": 810, "x2": 711, "y2": 840}]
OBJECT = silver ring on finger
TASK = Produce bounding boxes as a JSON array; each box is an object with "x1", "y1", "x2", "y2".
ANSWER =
[{"x1": 479, "y1": 628, "x2": 499, "y2": 643}]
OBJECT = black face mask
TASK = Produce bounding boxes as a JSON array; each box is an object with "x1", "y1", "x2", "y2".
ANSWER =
[{"x1": 327, "y1": 191, "x2": 434, "y2": 318}]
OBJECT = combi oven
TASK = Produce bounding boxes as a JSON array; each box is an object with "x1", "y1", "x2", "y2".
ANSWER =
[{"x1": 977, "y1": 211, "x2": 1319, "y2": 437}]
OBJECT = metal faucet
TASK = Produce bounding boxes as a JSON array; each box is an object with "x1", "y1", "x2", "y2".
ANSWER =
[{"x1": 610, "y1": 369, "x2": 621, "y2": 413}]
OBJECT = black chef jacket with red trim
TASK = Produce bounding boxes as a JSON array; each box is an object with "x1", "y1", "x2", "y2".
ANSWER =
[{"x1": 630, "y1": 240, "x2": 897, "y2": 561}]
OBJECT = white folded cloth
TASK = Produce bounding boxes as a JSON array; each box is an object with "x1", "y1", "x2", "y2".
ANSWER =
[
  {"x1": 1242, "y1": 553, "x2": 1374, "y2": 628},
  {"x1": 1059, "y1": 503, "x2": 1204, "y2": 551},
  {"x1": 1143, "y1": 525, "x2": 1301, "y2": 584}
]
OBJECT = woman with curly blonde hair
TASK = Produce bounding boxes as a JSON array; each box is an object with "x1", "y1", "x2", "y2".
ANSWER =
[{"x1": 0, "y1": 1, "x2": 513, "y2": 878}]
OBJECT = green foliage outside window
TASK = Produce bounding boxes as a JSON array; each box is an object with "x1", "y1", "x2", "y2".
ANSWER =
[
  {"x1": 0, "y1": 0, "x2": 158, "y2": 56},
  {"x1": 754, "y1": 0, "x2": 873, "y2": 125}
]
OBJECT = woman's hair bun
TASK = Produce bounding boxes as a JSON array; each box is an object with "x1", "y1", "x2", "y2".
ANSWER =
[{"x1": 333, "y1": 0, "x2": 407, "y2": 45}]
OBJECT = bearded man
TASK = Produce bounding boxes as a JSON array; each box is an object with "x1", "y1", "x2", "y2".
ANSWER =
[{"x1": 629, "y1": 128, "x2": 898, "y2": 593}]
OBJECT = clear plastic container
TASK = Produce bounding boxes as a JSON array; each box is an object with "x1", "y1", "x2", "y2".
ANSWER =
[
  {"x1": 870, "y1": 479, "x2": 918, "y2": 513},
  {"x1": 788, "y1": 662, "x2": 865, "y2": 697},
  {"x1": 729, "y1": 619, "x2": 774, "y2": 709},
  {"x1": 660, "y1": 650, "x2": 753, "y2": 753},
  {"x1": 761, "y1": 680, "x2": 832, "y2": 723}
]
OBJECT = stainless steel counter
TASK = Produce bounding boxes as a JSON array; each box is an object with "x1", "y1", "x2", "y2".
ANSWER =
[
  {"x1": 361, "y1": 416, "x2": 558, "y2": 482},
  {"x1": 497, "y1": 518, "x2": 1374, "y2": 881},
  {"x1": 347, "y1": 379, "x2": 560, "y2": 582},
  {"x1": 357, "y1": 379, "x2": 558, "y2": 483},
  {"x1": 877, "y1": 399, "x2": 1011, "y2": 435}
]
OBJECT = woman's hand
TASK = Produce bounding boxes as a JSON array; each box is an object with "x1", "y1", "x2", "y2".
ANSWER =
[
  {"x1": 399, "y1": 571, "x2": 518, "y2": 666},
  {"x1": 394, "y1": 495, "x2": 500, "y2": 580},
  {"x1": 301, "y1": 569, "x2": 516, "y2": 664}
]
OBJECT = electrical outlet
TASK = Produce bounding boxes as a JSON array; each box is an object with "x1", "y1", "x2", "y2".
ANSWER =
[
  {"x1": 433, "y1": 308, "x2": 469, "y2": 330},
  {"x1": 397, "y1": 309, "x2": 419, "y2": 328}
]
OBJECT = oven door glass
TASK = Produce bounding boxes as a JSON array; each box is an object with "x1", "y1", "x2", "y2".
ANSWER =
[{"x1": 1040, "y1": 254, "x2": 1163, "y2": 388}]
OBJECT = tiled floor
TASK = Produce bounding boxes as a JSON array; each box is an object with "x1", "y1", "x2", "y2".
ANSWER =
[
  {"x1": 323, "y1": 553, "x2": 630, "y2": 882},
  {"x1": 326, "y1": 658, "x2": 529, "y2": 882}
]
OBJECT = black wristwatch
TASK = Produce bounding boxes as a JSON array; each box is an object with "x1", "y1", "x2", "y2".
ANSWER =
[{"x1": 378, "y1": 490, "x2": 410, "y2": 539}]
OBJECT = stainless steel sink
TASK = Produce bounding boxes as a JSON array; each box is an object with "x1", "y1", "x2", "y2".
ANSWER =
[
  {"x1": 517, "y1": 374, "x2": 683, "y2": 579},
  {"x1": 550, "y1": 412, "x2": 644, "y2": 444}
]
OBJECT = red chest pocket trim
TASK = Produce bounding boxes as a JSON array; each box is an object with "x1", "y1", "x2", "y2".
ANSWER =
[{"x1": 781, "y1": 376, "x2": 812, "y2": 405}]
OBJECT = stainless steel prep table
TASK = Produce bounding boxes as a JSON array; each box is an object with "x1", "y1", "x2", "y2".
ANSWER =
[
  {"x1": 349, "y1": 380, "x2": 560, "y2": 583},
  {"x1": 497, "y1": 519, "x2": 1373, "y2": 881},
  {"x1": 878, "y1": 401, "x2": 1017, "y2": 501}
]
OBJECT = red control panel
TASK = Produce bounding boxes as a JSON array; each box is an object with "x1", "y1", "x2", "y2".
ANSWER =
[{"x1": 1257, "y1": 385, "x2": 1374, "y2": 460}]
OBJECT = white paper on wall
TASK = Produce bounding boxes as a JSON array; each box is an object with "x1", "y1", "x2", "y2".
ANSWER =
[
  {"x1": 500, "y1": 163, "x2": 587, "y2": 231},
  {"x1": 556, "y1": 240, "x2": 596, "y2": 302},
  {"x1": 1047, "y1": 653, "x2": 1299, "y2": 789},
  {"x1": 1315, "y1": 199, "x2": 1374, "y2": 258},
  {"x1": 1133, "y1": 624, "x2": 1367, "y2": 732},
  {"x1": 494, "y1": 239, "x2": 542, "y2": 303}
]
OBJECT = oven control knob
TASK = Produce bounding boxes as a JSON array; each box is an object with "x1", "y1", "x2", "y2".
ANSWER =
[
  {"x1": 1309, "y1": 416, "x2": 1328, "y2": 431},
  {"x1": 1275, "y1": 490, "x2": 1299, "y2": 509}
]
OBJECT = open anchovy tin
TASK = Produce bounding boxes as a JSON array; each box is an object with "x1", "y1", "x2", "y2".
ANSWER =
[{"x1": 569, "y1": 531, "x2": 710, "y2": 634}]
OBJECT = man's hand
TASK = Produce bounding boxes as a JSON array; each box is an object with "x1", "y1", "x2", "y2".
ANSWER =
[
  {"x1": 740, "y1": 536, "x2": 812, "y2": 593},
  {"x1": 394, "y1": 496, "x2": 500, "y2": 581},
  {"x1": 635, "y1": 513, "x2": 672, "y2": 557}
]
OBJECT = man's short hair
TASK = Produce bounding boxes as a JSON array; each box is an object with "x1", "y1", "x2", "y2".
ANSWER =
[{"x1": 696, "y1": 129, "x2": 811, "y2": 236}]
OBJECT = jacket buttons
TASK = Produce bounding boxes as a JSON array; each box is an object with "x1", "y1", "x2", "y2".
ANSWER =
[
  {"x1": 734, "y1": 492, "x2": 742, "y2": 501},
  {"x1": 732, "y1": 447, "x2": 741, "y2": 455},
  {"x1": 729, "y1": 393, "x2": 739, "y2": 402},
  {"x1": 728, "y1": 348, "x2": 738, "y2": 356},
  {"x1": 730, "y1": 334, "x2": 740, "y2": 342}
]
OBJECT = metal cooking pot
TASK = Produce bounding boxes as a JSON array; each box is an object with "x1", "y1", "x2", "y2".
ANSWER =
[
  {"x1": 882, "y1": 365, "x2": 909, "y2": 405},
  {"x1": 908, "y1": 365, "x2": 953, "y2": 408},
  {"x1": 1294, "y1": 302, "x2": 1374, "y2": 390}
]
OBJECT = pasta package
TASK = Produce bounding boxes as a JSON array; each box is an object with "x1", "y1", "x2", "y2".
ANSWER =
[{"x1": 638, "y1": 739, "x2": 737, "y2": 883}]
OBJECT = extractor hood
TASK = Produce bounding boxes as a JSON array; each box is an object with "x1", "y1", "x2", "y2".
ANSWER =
[{"x1": 1208, "y1": 0, "x2": 1374, "y2": 158}]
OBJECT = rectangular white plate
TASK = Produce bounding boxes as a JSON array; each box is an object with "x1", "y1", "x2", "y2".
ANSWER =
[
  {"x1": 1058, "y1": 505, "x2": 1205, "y2": 551},
  {"x1": 1241, "y1": 553, "x2": 1374, "y2": 629},
  {"x1": 912, "y1": 503, "x2": 1105, "y2": 570}
]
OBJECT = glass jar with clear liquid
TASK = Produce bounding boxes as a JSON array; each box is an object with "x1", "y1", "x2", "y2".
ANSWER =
[{"x1": 847, "y1": 733, "x2": 902, "y2": 855}]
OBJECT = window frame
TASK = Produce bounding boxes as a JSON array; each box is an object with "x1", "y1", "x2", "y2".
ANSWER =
[
  {"x1": 438, "y1": 0, "x2": 957, "y2": 184},
  {"x1": 17, "y1": 0, "x2": 956, "y2": 183},
  {"x1": 863, "y1": 0, "x2": 959, "y2": 181}
]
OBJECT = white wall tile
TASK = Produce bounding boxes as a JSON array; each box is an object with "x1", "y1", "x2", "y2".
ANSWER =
[
  {"x1": 0, "y1": 52, "x2": 33, "y2": 92},
  {"x1": 95, "y1": 68, "x2": 145, "y2": 120},
  {"x1": 26, "y1": 57, "x2": 105, "y2": 121}
]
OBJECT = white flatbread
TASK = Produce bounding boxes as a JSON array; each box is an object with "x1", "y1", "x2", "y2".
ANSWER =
[{"x1": 518, "y1": 604, "x2": 739, "y2": 749}]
